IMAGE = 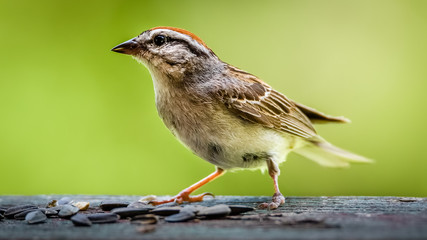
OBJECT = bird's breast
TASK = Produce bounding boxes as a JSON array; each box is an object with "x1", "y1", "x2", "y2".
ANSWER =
[{"x1": 155, "y1": 91, "x2": 218, "y2": 146}]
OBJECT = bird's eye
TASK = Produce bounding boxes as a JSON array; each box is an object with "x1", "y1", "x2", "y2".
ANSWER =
[{"x1": 154, "y1": 35, "x2": 166, "y2": 46}]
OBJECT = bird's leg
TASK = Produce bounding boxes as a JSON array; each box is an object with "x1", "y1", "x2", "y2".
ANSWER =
[
  {"x1": 149, "y1": 167, "x2": 225, "y2": 206},
  {"x1": 258, "y1": 159, "x2": 285, "y2": 210}
]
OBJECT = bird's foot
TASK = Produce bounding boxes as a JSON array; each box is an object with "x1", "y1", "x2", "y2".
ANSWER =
[
  {"x1": 149, "y1": 191, "x2": 214, "y2": 206},
  {"x1": 258, "y1": 192, "x2": 285, "y2": 210}
]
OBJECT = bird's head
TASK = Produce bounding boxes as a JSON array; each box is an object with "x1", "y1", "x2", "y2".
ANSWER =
[{"x1": 112, "y1": 27, "x2": 221, "y2": 81}]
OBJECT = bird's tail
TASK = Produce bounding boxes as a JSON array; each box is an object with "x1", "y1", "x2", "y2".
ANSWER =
[{"x1": 294, "y1": 140, "x2": 373, "y2": 168}]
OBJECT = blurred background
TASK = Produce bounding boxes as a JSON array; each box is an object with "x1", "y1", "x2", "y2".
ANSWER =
[{"x1": 0, "y1": 0, "x2": 426, "y2": 197}]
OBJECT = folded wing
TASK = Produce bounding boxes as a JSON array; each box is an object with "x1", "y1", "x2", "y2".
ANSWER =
[
  {"x1": 215, "y1": 67, "x2": 318, "y2": 139},
  {"x1": 294, "y1": 102, "x2": 350, "y2": 124}
]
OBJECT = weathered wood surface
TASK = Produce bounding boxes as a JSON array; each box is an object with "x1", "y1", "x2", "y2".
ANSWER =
[{"x1": 0, "y1": 196, "x2": 426, "y2": 240}]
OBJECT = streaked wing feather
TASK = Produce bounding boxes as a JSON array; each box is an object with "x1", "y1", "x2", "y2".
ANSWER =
[
  {"x1": 218, "y1": 67, "x2": 318, "y2": 139},
  {"x1": 294, "y1": 102, "x2": 351, "y2": 124}
]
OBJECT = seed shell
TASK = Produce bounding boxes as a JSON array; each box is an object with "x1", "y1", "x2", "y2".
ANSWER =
[
  {"x1": 127, "y1": 201, "x2": 150, "y2": 209},
  {"x1": 57, "y1": 197, "x2": 72, "y2": 205},
  {"x1": 46, "y1": 200, "x2": 57, "y2": 208},
  {"x1": 71, "y1": 214, "x2": 92, "y2": 226},
  {"x1": 44, "y1": 209, "x2": 58, "y2": 217},
  {"x1": 0, "y1": 207, "x2": 7, "y2": 215},
  {"x1": 4, "y1": 205, "x2": 38, "y2": 218},
  {"x1": 197, "y1": 204, "x2": 231, "y2": 219},
  {"x1": 111, "y1": 207, "x2": 152, "y2": 218},
  {"x1": 58, "y1": 205, "x2": 79, "y2": 218},
  {"x1": 100, "y1": 201, "x2": 130, "y2": 211},
  {"x1": 14, "y1": 209, "x2": 39, "y2": 220},
  {"x1": 165, "y1": 211, "x2": 195, "y2": 222},
  {"x1": 73, "y1": 202, "x2": 89, "y2": 211},
  {"x1": 228, "y1": 205, "x2": 255, "y2": 215},
  {"x1": 86, "y1": 213, "x2": 119, "y2": 224},
  {"x1": 25, "y1": 210, "x2": 47, "y2": 224},
  {"x1": 150, "y1": 206, "x2": 182, "y2": 216}
]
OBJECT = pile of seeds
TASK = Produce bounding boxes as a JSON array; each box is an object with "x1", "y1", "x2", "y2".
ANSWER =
[{"x1": 0, "y1": 197, "x2": 255, "y2": 227}]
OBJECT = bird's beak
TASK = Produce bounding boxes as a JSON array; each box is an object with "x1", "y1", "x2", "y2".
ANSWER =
[{"x1": 111, "y1": 38, "x2": 139, "y2": 55}]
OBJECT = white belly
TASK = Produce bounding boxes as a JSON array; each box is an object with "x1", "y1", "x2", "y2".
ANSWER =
[
  {"x1": 203, "y1": 115, "x2": 301, "y2": 170},
  {"x1": 164, "y1": 104, "x2": 304, "y2": 170}
]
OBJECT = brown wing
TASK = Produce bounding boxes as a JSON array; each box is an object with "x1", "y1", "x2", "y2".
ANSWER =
[
  {"x1": 294, "y1": 102, "x2": 350, "y2": 124},
  {"x1": 216, "y1": 67, "x2": 318, "y2": 139}
]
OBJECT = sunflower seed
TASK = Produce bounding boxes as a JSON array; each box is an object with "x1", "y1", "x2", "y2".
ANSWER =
[
  {"x1": 4, "y1": 205, "x2": 38, "y2": 218},
  {"x1": 138, "y1": 195, "x2": 157, "y2": 203},
  {"x1": 73, "y1": 202, "x2": 89, "y2": 211},
  {"x1": 111, "y1": 207, "x2": 152, "y2": 218},
  {"x1": 25, "y1": 210, "x2": 47, "y2": 224},
  {"x1": 46, "y1": 200, "x2": 57, "y2": 208},
  {"x1": 44, "y1": 209, "x2": 58, "y2": 217},
  {"x1": 0, "y1": 207, "x2": 7, "y2": 215},
  {"x1": 58, "y1": 204, "x2": 79, "y2": 218},
  {"x1": 47, "y1": 206, "x2": 63, "y2": 212},
  {"x1": 228, "y1": 205, "x2": 255, "y2": 215},
  {"x1": 165, "y1": 211, "x2": 195, "y2": 222},
  {"x1": 14, "y1": 209, "x2": 40, "y2": 220},
  {"x1": 86, "y1": 213, "x2": 119, "y2": 224},
  {"x1": 181, "y1": 205, "x2": 198, "y2": 214},
  {"x1": 0, "y1": 214, "x2": 4, "y2": 220},
  {"x1": 71, "y1": 214, "x2": 92, "y2": 226},
  {"x1": 100, "y1": 201, "x2": 130, "y2": 211},
  {"x1": 398, "y1": 198, "x2": 418, "y2": 202},
  {"x1": 127, "y1": 201, "x2": 150, "y2": 209},
  {"x1": 150, "y1": 206, "x2": 182, "y2": 216},
  {"x1": 197, "y1": 204, "x2": 231, "y2": 219},
  {"x1": 57, "y1": 197, "x2": 72, "y2": 205}
]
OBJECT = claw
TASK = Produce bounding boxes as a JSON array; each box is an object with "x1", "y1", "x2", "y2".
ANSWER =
[
  {"x1": 258, "y1": 192, "x2": 285, "y2": 210},
  {"x1": 258, "y1": 202, "x2": 280, "y2": 210},
  {"x1": 147, "y1": 168, "x2": 225, "y2": 206},
  {"x1": 148, "y1": 192, "x2": 215, "y2": 206},
  {"x1": 200, "y1": 192, "x2": 215, "y2": 198}
]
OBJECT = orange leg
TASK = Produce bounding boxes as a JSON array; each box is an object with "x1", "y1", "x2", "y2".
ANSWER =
[{"x1": 150, "y1": 168, "x2": 225, "y2": 205}]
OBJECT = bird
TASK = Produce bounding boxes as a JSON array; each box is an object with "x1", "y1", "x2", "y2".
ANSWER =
[{"x1": 111, "y1": 26, "x2": 372, "y2": 209}]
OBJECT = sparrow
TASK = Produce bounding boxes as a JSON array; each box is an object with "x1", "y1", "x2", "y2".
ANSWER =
[{"x1": 111, "y1": 27, "x2": 371, "y2": 209}]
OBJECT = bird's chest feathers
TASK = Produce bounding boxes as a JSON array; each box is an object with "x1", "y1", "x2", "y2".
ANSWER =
[
  {"x1": 156, "y1": 96, "x2": 199, "y2": 135},
  {"x1": 153, "y1": 83, "x2": 209, "y2": 143}
]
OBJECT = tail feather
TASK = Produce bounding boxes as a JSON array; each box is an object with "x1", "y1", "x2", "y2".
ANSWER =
[{"x1": 294, "y1": 141, "x2": 373, "y2": 168}]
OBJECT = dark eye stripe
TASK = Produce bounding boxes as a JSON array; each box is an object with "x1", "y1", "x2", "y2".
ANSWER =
[{"x1": 170, "y1": 38, "x2": 205, "y2": 57}]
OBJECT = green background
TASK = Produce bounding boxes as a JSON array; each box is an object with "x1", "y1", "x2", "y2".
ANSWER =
[{"x1": 1, "y1": 0, "x2": 426, "y2": 197}]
